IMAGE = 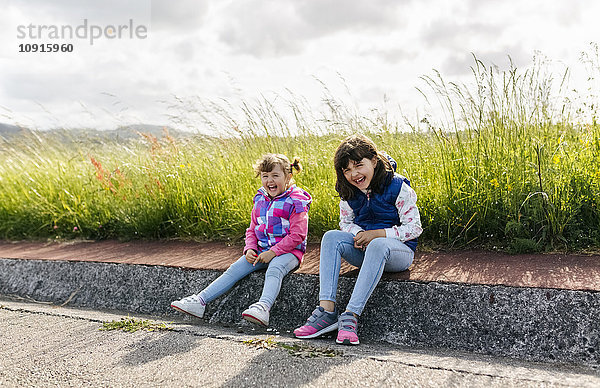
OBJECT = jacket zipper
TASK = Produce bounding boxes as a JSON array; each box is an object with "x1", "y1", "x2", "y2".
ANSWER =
[{"x1": 365, "y1": 190, "x2": 375, "y2": 222}]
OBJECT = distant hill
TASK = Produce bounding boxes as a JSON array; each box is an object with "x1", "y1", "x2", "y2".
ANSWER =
[
  {"x1": 63, "y1": 124, "x2": 187, "y2": 141},
  {"x1": 0, "y1": 123, "x2": 189, "y2": 143},
  {"x1": 0, "y1": 123, "x2": 22, "y2": 137}
]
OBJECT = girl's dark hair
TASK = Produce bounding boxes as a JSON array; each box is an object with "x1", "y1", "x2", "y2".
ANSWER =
[
  {"x1": 334, "y1": 134, "x2": 393, "y2": 200},
  {"x1": 254, "y1": 154, "x2": 302, "y2": 177}
]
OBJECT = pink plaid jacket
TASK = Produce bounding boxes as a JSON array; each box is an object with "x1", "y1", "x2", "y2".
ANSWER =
[{"x1": 244, "y1": 185, "x2": 312, "y2": 262}]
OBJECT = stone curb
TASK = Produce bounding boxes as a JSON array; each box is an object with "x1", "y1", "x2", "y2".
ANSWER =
[{"x1": 1, "y1": 258, "x2": 598, "y2": 366}]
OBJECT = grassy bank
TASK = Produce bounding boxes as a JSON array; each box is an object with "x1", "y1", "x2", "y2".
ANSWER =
[{"x1": 1, "y1": 53, "x2": 599, "y2": 252}]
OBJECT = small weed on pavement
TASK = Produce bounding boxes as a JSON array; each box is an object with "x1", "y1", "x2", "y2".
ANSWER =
[
  {"x1": 243, "y1": 336, "x2": 342, "y2": 358},
  {"x1": 100, "y1": 317, "x2": 173, "y2": 333}
]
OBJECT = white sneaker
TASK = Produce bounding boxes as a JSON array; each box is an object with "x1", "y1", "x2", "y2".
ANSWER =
[
  {"x1": 171, "y1": 295, "x2": 206, "y2": 318},
  {"x1": 242, "y1": 302, "x2": 270, "y2": 326}
]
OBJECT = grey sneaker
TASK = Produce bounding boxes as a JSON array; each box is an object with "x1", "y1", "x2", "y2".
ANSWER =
[
  {"x1": 293, "y1": 306, "x2": 338, "y2": 339},
  {"x1": 171, "y1": 295, "x2": 206, "y2": 318},
  {"x1": 242, "y1": 302, "x2": 270, "y2": 326}
]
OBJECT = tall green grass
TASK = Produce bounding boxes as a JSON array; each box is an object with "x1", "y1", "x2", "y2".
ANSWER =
[{"x1": 1, "y1": 49, "x2": 599, "y2": 252}]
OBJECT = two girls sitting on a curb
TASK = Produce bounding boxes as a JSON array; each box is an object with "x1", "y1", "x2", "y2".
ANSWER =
[{"x1": 171, "y1": 134, "x2": 422, "y2": 346}]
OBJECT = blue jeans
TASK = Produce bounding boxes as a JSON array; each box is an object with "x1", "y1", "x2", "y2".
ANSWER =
[
  {"x1": 319, "y1": 230, "x2": 414, "y2": 316},
  {"x1": 199, "y1": 253, "x2": 299, "y2": 309}
]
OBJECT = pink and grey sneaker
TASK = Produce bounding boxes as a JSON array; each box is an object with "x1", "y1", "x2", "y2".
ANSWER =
[
  {"x1": 293, "y1": 306, "x2": 338, "y2": 339},
  {"x1": 336, "y1": 312, "x2": 359, "y2": 345}
]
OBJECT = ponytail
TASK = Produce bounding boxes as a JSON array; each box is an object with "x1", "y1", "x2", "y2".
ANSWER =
[{"x1": 290, "y1": 157, "x2": 302, "y2": 174}]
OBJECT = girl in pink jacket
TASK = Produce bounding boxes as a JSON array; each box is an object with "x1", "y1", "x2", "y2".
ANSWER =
[{"x1": 171, "y1": 154, "x2": 311, "y2": 326}]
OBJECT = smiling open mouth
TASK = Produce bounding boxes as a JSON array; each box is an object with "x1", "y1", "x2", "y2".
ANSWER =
[{"x1": 354, "y1": 177, "x2": 365, "y2": 185}]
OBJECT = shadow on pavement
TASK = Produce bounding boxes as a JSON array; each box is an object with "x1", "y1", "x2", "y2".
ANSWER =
[
  {"x1": 119, "y1": 332, "x2": 197, "y2": 366},
  {"x1": 219, "y1": 344, "x2": 347, "y2": 388}
]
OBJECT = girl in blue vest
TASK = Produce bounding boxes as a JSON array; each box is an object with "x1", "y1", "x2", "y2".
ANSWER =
[
  {"x1": 171, "y1": 154, "x2": 312, "y2": 327},
  {"x1": 294, "y1": 134, "x2": 422, "y2": 345}
]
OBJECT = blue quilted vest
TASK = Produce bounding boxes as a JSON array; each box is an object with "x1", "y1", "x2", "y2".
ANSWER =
[{"x1": 347, "y1": 173, "x2": 418, "y2": 251}]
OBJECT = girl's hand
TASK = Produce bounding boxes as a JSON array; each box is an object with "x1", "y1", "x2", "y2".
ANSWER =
[
  {"x1": 245, "y1": 249, "x2": 258, "y2": 263},
  {"x1": 354, "y1": 230, "x2": 385, "y2": 248},
  {"x1": 254, "y1": 250, "x2": 276, "y2": 266}
]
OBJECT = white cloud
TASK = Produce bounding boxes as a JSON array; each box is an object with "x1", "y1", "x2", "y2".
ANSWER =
[
  {"x1": 0, "y1": 0, "x2": 598, "y2": 131},
  {"x1": 7, "y1": 0, "x2": 150, "y2": 25},
  {"x1": 422, "y1": 20, "x2": 504, "y2": 50},
  {"x1": 150, "y1": 0, "x2": 209, "y2": 31},
  {"x1": 441, "y1": 46, "x2": 531, "y2": 76},
  {"x1": 216, "y1": 1, "x2": 305, "y2": 57},
  {"x1": 294, "y1": 0, "x2": 405, "y2": 35},
  {"x1": 216, "y1": 0, "x2": 410, "y2": 58}
]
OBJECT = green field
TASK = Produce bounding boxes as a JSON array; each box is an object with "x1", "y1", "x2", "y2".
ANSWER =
[{"x1": 1, "y1": 54, "x2": 599, "y2": 252}]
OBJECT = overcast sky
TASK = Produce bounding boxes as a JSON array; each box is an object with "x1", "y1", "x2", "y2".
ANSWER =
[{"x1": 0, "y1": 0, "x2": 598, "y2": 133}]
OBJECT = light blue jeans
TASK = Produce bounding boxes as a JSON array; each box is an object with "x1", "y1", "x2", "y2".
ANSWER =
[
  {"x1": 198, "y1": 253, "x2": 299, "y2": 309},
  {"x1": 319, "y1": 230, "x2": 414, "y2": 316}
]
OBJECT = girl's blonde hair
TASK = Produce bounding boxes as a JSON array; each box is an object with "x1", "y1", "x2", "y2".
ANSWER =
[{"x1": 253, "y1": 154, "x2": 302, "y2": 177}]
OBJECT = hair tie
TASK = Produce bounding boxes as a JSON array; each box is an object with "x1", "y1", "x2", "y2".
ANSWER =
[{"x1": 289, "y1": 158, "x2": 302, "y2": 174}]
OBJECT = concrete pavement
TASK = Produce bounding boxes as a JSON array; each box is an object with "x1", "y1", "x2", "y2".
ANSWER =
[{"x1": 1, "y1": 298, "x2": 599, "y2": 387}]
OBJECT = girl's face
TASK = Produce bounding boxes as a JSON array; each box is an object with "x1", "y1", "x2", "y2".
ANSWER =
[
  {"x1": 342, "y1": 157, "x2": 377, "y2": 191},
  {"x1": 261, "y1": 164, "x2": 290, "y2": 198}
]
